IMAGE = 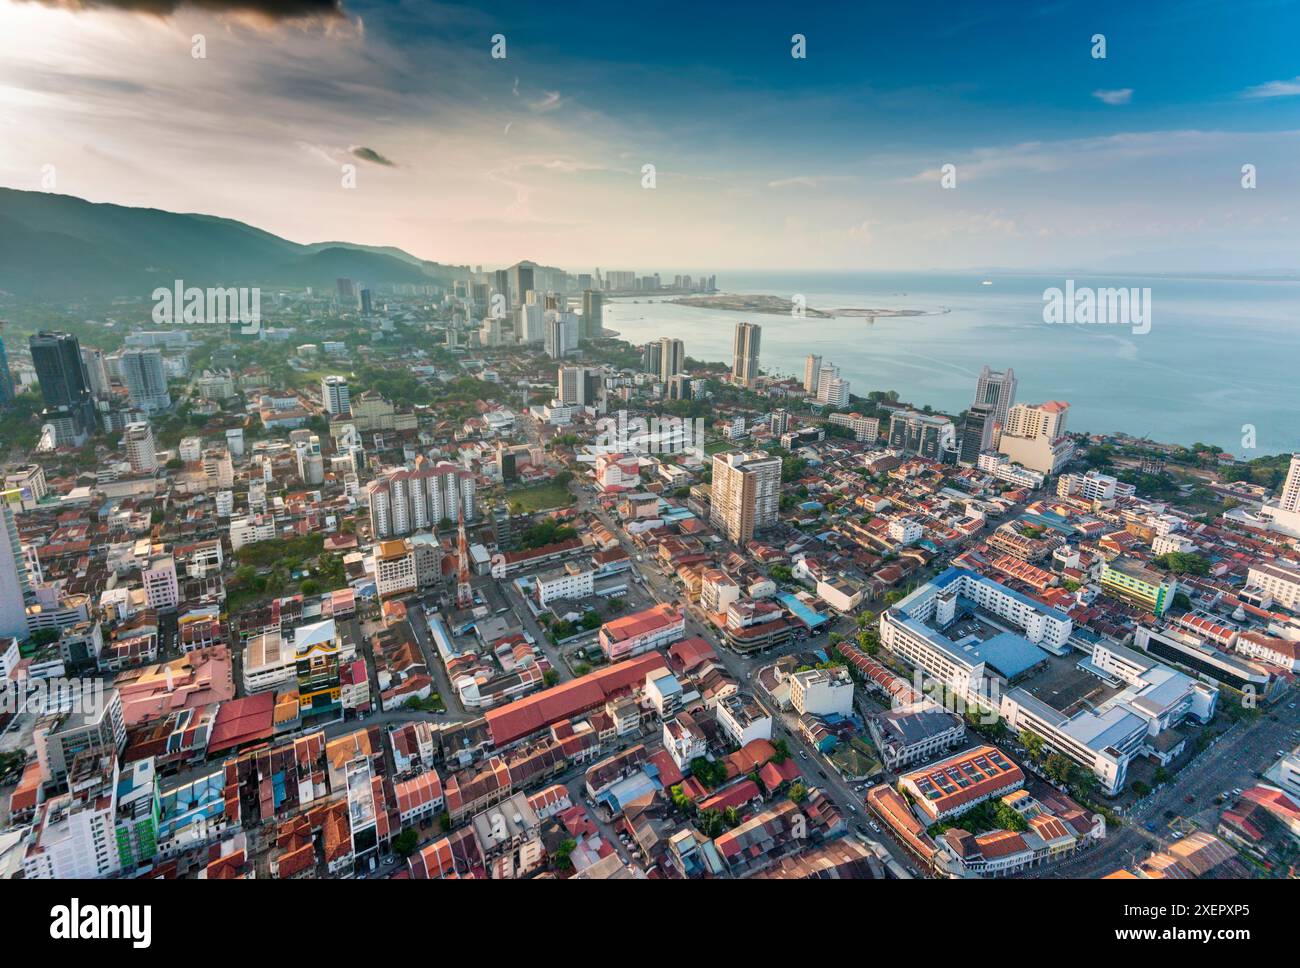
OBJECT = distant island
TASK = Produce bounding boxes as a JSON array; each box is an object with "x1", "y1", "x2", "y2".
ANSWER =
[{"x1": 667, "y1": 292, "x2": 933, "y2": 318}]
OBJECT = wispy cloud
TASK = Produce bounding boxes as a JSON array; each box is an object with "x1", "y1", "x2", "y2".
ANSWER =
[
  {"x1": 1241, "y1": 76, "x2": 1300, "y2": 99},
  {"x1": 1093, "y1": 88, "x2": 1133, "y2": 105},
  {"x1": 16, "y1": 0, "x2": 345, "y2": 22}
]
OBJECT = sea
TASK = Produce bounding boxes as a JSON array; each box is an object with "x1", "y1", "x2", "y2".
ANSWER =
[{"x1": 601, "y1": 270, "x2": 1300, "y2": 456}]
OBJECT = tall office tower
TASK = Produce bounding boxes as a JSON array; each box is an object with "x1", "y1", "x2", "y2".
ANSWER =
[
  {"x1": 0, "y1": 501, "x2": 31, "y2": 638},
  {"x1": 557, "y1": 366, "x2": 601, "y2": 406},
  {"x1": 816, "y1": 363, "x2": 850, "y2": 407},
  {"x1": 732, "y1": 321, "x2": 761, "y2": 388},
  {"x1": 120, "y1": 348, "x2": 171, "y2": 413},
  {"x1": 998, "y1": 401, "x2": 1073, "y2": 475},
  {"x1": 124, "y1": 422, "x2": 158, "y2": 474},
  {"x1": 658, "y1": 337, "x2": 685, "y2": 383},
  {"x1": 493, "y1": 269, "x2": 511, "y2": 310},
  {"x1": 80, "y1": 347, "x2": 110, "y2": 400},
  {"x1": 321, "y1": 375, "x2": 351, "y2": 417},
  {"x1": 973, "y1": 365, "x2": 1017, "y2": 435},
  {"x1": 710, "y1": 451, "x2": 783, "y2": 544},
  {"x1": 581, "y1": 289, "x2": 604, "y2": 341},
  {"x1": 0, "y1": 332, "x2": 15, "y2": 406},
  {"x1": 337, "y1": 278, "x2": 355, "y2": 301},
  {"x1": 359, "y1": 288, "x2": 374, "y2": 316},
  {"x1": 643, "y1": 340, "x2": 663, "y2": 376},
  {"x1": 1278, "y1": 454, "x2": 1300, "y2": 513},
  {"x1": 296, "y1": 434, "x2": 324, "y2": 485},
  {"x1": 959, "y1": 403, "x2": 996, "y2": 465},
  {"x1": 511, "y1": 262, "x2": 536, "y2": 308},
  {"x1": 30, "y1": 330, "x2": 95, "y2": 430},
  {"x1": 544, "y1": 314, "x2": 573, "y2": 359},
  {"x1": 470, "y1": 281, "x2": 490, "y2": 315},
  {"x1": 803, "y1": 354, "x2": 823, "y2": 394},
  {"x1": 889, "y1": 410, "x2": 958, "y2": 462},
  {"x1": 770, "y1": 408, "x2": 790, "y2": 436},
  {"x1": 516, "y1": 303, "x2": 544, "y2": 344}
]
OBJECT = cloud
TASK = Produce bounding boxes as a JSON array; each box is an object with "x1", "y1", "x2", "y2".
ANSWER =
[
  {"x1": 1241, "y1": 76, "x2": 1300, "y2": 99},
  {"x1": 530, "y1": 91, "x2": 563, "y2": 113},
  {"x1": 350, "y1": 145, "x2": 396, "y2": 167},
  {"x1": 767, "y1": 175, "x2": 852, "y2": 190},
  {"x1": 1093, "y1": 88, "x2": 1133, "y2": 105},
  {"x1": 15, "y1": 0, "x2": 343, "y2": 19}
]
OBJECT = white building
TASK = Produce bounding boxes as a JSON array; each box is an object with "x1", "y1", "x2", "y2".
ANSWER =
[
  {"x1": 789, "y1": 666, "x2": 854, "y2": 717},
  {"x1": 124, "y1": 422, "x2": 158, "y2": 474},
  {"x1": 716, "y1": 694, "x2": 773, "y2": 747},
  {"x1": 534, "y1": 561, "x2": 594, "y2": 607},
  {"x1": 142, "y1": 554, "x2": 179, "y2": 610}
]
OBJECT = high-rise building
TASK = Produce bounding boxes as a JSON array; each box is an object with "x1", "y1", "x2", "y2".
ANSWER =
[
  {"x1": 803, "y1": 354, "x2": 822, "y2": 394},
  {"x1": 816, "y1": 363, "x2": 850, "y2": 408},
  {"x1": 515, "y1": 303, "x2": 543, "y2": 344},
  {"x1": 1278, "y1": 453, "x2": 1300, "y2": 514},
  {"x1": 581, "y1": 289, "x2": 604, "y2": 341},
  {"x1": 0, "y1": 332, "x2": 16, "y2": 407},
  {"x1": 30, "y1": 331, "x2": 95, "y2": 432},
  {"x1": 658, "y1": 337, "x2": 685, "y2": 383},
  {"x1": 732, "y1": 322, "x2": 761, "y2": 388},
  {"x1": 667, "y1": 374, "x2": 693, "y2": 401},
  {"x1": 337, "y1": 278, "x2": 355, "y2": 301},
  {"x1": 367, "y1": 460, "x2": 476, "y2": 538},
  {"x1": 124, "y1": 422, "x2": 158, "y2": 474},
  {"x1": 710, "y1": 451, "x2": 782, "y2": 544},
  {"x1": 643, "y1": 341, "x2": 663, "y2": 377},
  {"x1": 973, "y1": 365, "x2": 1017, "y2": 436},
  {"x1": 0, "y1": 501, "x2": 31, "y2": 639},
  {"x1": 493, "y1": 269, "x2": 511, "y2": 311},
  {"x1": 544, "y1": 313, "x2": 574, "y2": 359},
  {"x1": 888, "y1": 410, "x2": 958, "y2": 462},
  {"x1": 511, "y1": 262, "x2": 537, "y2": 309},
  {"x1": 120, "y1": 347, "x2": 171, "y2": 413},
  {"x1": 959, "y1": 403, "x2": 996, "y2": 465},
  {"x1": 359, "y1": 288, "x2": 374, "y2": 316},
  {"x1": 998, "y1": 401, "x2": 1074, "y2": 475},
  {"x1": 80, "y1": 347, "x2": 110, "y2": 401},
  {"x1": 557, "y1": 366, "x2": 601, "y2": 407},
  {"x1": 321, "y1": 375, "x2": 351, "y2": 417}
]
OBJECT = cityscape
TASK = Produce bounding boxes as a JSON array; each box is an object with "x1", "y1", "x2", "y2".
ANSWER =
[{"x1": 0, "y1": 0, "x2": 1296, "y2": 930}]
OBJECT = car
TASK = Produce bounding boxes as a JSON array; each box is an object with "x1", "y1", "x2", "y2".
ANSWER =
[
  {"x1": 1278, "y1": 751, "x2": 1288, "y2": 758},
  {"x1": 1233, "y1": 788, "x2": 1243, "y2": 796},
  {"x1": 848, "y1": 804, "x2": 857, "y2": 813},
  {"x1": 869, "y1": 821, "x2": 881, "y2": 833},
  {"x1": 1144, "y1": 821, "x2": 1158, "y2": 832},
  {"x1": 799, "y1": 750, "x2": 808, "y2": 760}
]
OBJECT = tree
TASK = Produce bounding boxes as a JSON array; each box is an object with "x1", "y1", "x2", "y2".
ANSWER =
[
  {"x1": 1044, "y1": 753, "x2": 1074, "y2": 785},
  {"x1": 392, "y1": 827, "x2": 420, "y2": 857},
  {"x1": 438, "y1": 812, "x2": 452, "y2": 833},
  {"x1": 543, "y1": 669, "x2": 560, "y2": 687},
  {"x1": 1021, "y1": 729, "x2": 1046, "y2": 762},
  {"x1": 789, "y1": 782, "x2": 808, "y2": 805},
  {"x1": 553, "y1": 838, "x2": 577, "y2": 871},
  {"x1": 771, "y1": 739, "x2": 791, "y2": 764}
]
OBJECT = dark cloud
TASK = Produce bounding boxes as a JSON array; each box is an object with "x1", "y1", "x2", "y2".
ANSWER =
[
  {"x1": 17, "y1": 0, "x2": 345, "y2": 20},
  {"x1": 350, "y1": 146, "x2": 397, "y2": 167}
]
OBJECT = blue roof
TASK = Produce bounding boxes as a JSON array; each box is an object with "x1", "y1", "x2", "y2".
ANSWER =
[
  {"x1": 970, "y1": 630, "x2": 1049, "y2": 679},
  {"x1": 778, "y1": 592, "x2": 829, "y2": 628}
]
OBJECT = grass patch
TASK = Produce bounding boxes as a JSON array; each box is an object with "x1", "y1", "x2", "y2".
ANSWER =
[{"x1": 505, "y1": 481, "x2": 575, "y2": 513}]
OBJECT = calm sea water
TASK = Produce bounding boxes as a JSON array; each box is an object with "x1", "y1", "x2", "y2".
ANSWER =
[{"x1": 603, "y1": 271, "x2": 1300, "y2": 456}]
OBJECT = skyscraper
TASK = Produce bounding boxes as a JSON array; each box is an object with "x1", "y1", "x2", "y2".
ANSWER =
[
  {"x1": 998, "y1": 401, "x2": 1073, "y2": 475},
  {"x1": 0, "y1": 332, "x2": 15, "y2": 407},
  {"x1": 658, "y1": 337, "x2": 685, "y2": 383},
  {"x1": 732, "y1": 321, "x2": 761, "y2": 388},
  {"x1": 816, "y1": 363, "x2": 850, "y2": 408},
  {"x1": 322, "y1": 375, "x2": 351, "y2": 417},
  {"x1": 124, "y1": 422, "x2": 158, "y2": 474},
  {"x1": 0, "y1": 500, "x2": 31, "y2": 639},
  {"x1": 710, "y1": 451, "x2": 782, "y2": 544},
  {"x1": 959, "y1": 403, "x2": 996, "y2": 465},
  {"x1": 581, "y1": 289, "x2": 604, "y2": 341},
  {"x1": 973, "y1": 365, "x2": 1017, "y2": 435},
  {"x1": 30, "y1": 330, "x2": 94, "y2": 432},
  {"x1": 643, "y1": 341, "x2": 663, "y2": 376},
  {"x1": 803, "y1": 354, "x2": 822, "y2": 394},
  {"x1": 120, "y1": 348, "x2": 171, "y2": 413},
  {"x1": 511, "y1": 262, "x2": 536, "y2": 309}
]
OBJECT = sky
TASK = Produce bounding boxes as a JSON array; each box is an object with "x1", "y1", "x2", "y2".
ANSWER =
[{"x1": 2, "y1": 0, "x2": 1300, "y2": 272}]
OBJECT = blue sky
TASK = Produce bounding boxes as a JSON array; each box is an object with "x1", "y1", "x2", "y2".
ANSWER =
[{"x1": 2, "y1": 0, "x2": 1299, "y2": 270}]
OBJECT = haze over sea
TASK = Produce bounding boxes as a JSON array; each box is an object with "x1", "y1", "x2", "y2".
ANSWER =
[{"x1": 603, "y1": 271, "x2": 1300, "y2": 457}]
